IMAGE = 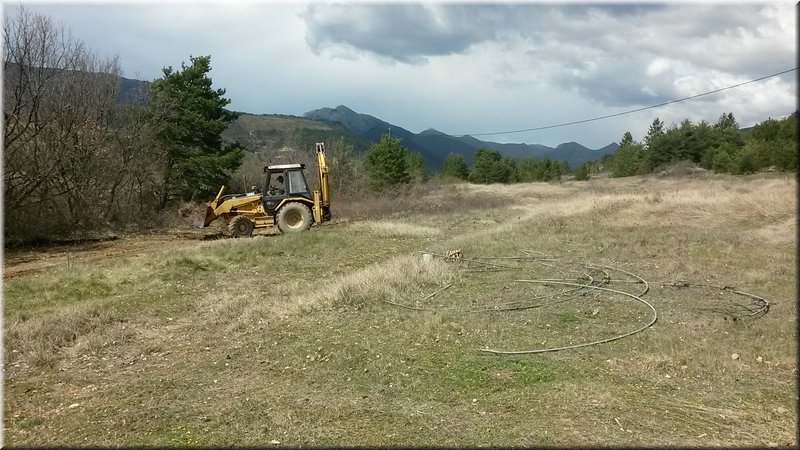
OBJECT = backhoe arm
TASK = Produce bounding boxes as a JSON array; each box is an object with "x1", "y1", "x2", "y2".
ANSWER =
[{"x1": 313, "y1": 142, "x2": 331, "y2": 223}]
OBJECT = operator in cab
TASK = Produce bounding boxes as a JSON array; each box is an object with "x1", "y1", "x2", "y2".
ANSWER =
[{"x1": 268, "y1": 175, "x2": 285, "y2": 195}]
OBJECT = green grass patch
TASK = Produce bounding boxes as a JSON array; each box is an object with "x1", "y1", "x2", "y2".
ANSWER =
[
  {"x1": 4, "y1": 272, "x2": 114, "y2": 315},
  {"x1": 4, "y1": 176, "x2": 796, "y2": 447},
  {"x1": 447, "y1": 356, "x2": 569, "y2": 388}
]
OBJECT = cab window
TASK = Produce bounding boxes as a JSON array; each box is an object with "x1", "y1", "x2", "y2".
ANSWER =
[{"x1": 288, "y1": 170, "x2": 307, "y2": 194}]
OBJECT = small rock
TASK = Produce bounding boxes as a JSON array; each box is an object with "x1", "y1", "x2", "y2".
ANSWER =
[
  {"x1": 68, "y1": 403, "x2": 80, "y2": 409},
  {"x1": 775, "y1": 407, "x2": 788, "y2": 415},
  {"x1": 767, "y1": 442, "x2": 779, "y2": 448},
  {"x1": 756, "y1": 356, "x2": 763, "y2": 363},
  {"x1": 472, "y1": 398, "x2": 478, "y2": 403},
  {"x1": 665, "y1": 374, "x2": 671, "y2": 379},
  {"x1": 270, "y1": 440, "x2": 281, "y2": 445},
  {"x1": 681, "y1": 365, "x2": 688, "y2": 370},
  {"x1": 731, "y1": 353, "x2": 740, "y2": 360}
]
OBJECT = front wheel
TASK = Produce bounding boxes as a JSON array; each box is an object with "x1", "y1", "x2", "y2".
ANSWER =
[
  {"x1": 276, "y1": 203, "x2": 312, "y2": 233},
  {"x1": 229, "y1": 215, "x2": 254, "y2": 238}
]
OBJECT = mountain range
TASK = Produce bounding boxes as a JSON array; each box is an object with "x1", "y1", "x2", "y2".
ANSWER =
[
  {"x1": 302, "y1": 105, "x2": 617, "y2": 170},
  {"x1": 114, "y1": 76, "x2": 617, "y2": 170}
]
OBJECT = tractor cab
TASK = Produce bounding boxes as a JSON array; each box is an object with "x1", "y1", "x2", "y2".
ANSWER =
[{"x1": 261, "y1": 164, "x2": 311, "y2": 214}]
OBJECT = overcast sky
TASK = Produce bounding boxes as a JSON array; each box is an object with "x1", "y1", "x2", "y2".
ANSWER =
[{"x1": 7, "y1": 1, "x2": 797, "y2": 148}]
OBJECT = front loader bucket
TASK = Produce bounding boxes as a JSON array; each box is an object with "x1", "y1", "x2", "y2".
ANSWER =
[{"x1": 193, "y1": 203, "x2": 216, "y2": 228}]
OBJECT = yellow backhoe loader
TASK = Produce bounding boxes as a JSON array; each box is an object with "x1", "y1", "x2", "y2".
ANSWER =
[{"x1": 194, "y1": 142, "x2": 331, "y2": 237}]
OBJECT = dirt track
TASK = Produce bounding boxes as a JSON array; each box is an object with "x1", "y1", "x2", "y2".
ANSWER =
[
  {"x1": 3, "y1": 231, "x2": 221, "y2": 279},
  {"x1": 3, "y1": 219, "x2": 349, "y2": 280}
]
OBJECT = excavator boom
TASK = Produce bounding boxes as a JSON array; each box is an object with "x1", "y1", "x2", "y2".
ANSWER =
[{"x1": 313, "y1": 142, "x2": 331, "y2": 223}]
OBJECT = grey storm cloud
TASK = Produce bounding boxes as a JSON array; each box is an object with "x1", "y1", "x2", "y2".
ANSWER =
[
  {"x1": 302, "y1": 4, "x2": 672, "y2": 63},
  {"x1": 302, "y1": 3, "x2": 794, "y2": 107},
  {"x1": 303, "y1": 4, "x2": 508, "y2": 64}
]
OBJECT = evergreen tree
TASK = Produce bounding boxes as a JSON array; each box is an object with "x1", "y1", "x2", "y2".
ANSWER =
[
  {"x1": 405, "y1": 150, "x2": 426, "y2": 183},
  {"x1": 619, "y1": 131, "x2": 634, "y2": 147},
  {"x1": 644, "y1": 118, "x2": 665, "y2": 149},
  {"x1": 610, "y1": 131, "x2": 648, "y2": 177},
  {"x1": 715, "y1": 112, "x2": 739, "y2": 130},
  {"x1": 772, "y1": 114, "x2": 798, "y2": 171},
  {"x1": 147, "y1": 55, "x2": 243, "y2": 206},
  {"x1": 440, "y1": 153, "x2": 470, "y2": 180},
  {"x1": 469, "y1": 148, "x2": 514, "y2": 184},
  {"x1": 516, "y1": 158, "x2": 541, "y2": 182},
  {"x1": 573, "y1": 162, "x2": 591, "y2": 180},
  {"x1": 701, "y1": 113, "x2": 745, "y2": 171},
  {"x1": 364, "y1": 134, "x2": 411, "y2": 189},
  {"x1": 739, "y1": 114, "x2": 798, "y2": 172},
  {"x1": 499, "y1": 155, "x2": 518, "y2": 183}
]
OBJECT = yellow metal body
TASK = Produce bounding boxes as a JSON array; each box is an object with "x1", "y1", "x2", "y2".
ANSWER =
[
  {"x1": 312, "y1": 142, "x2": 330, "y2": 223},
  {"x1": 201, "y1": 191, "x2": 315, "y2": 229},
  {"x1": 196, "y1": 142, "x2": 331, "y2": 232},
  {"x1": 202, "y1": 190, "x2": 269, "y2": 228}
]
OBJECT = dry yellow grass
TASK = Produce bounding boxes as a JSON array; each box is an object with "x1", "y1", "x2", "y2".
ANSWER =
[
  {"x1": 4, "y1": 172, "x2": 796, "y2": 447},
  {"x1": 611, "y1": 176, "x2": 796, "y2": 228},
  {"x1": 345, "y1": 220, "x2": 443, "y2": 237}
]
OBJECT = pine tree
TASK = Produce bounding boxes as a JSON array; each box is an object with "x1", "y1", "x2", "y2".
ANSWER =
[
  {"x1": 644, "y1": 118, "x2": 665, "y2": 149},
  {"x1": 440, "y1": 153, "x2": 470, "y2": 180},
  {"x1": 364, "y1": 134, "x2": 411, "y2": 189},
  {"x1": 610, "y1": 131, "x2": 648, "y2": 177},
  {"x1": 147, "y1": 55, "x2": 243, "y2": 206},
  {"x1": 469, "y1": 148, "x2": 514, "y2": 184},
  {"x1": 573, "y1": 162, "x2": 591, "y2": 181}
]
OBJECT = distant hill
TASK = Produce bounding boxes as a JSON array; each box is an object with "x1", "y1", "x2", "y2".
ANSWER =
[
  {"x1": 304, "y1": 105, "x2": 618, "y2": 170},
  {"x1": 220, "y1": 113, "x2": 372, "y2": 160},
  {"x1": 5, "y1": 62, "x2": 150, "y2": 106},
  {"x1": 117, "y1": 76, "x2": 149, "y2": 104},
  {"x1": 103, "y1": 72, "x2": 622, "y2": 170}
]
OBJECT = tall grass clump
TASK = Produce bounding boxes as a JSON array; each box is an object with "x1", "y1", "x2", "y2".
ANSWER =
[
  {"x1": 285, "y1": 255, "x2": 459, "y2": 314},
  {"x1": 6, "y1": 303, "x2": 118, "y2": 369}
]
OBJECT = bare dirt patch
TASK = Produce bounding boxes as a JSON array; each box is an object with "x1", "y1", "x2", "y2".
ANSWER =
[{"x1": 3, "y1": 231, "x2": 222, "y2": 279}]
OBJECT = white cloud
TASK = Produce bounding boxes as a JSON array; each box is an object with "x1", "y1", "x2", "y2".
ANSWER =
[{"x1": 6, "y1": 2, "x2": 797, "y2": 149}]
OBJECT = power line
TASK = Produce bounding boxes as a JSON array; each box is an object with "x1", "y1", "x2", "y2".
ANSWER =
[{"x1": 459, "y1": 67, "x2": 798, "y2": 137}]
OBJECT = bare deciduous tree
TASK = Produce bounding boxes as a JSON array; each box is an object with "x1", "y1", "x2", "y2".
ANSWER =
[
  {"x1": 3, "y1": 7, "x2": 87, "y2": 211},
  {"x1": 3, "y1": 7, "x2": 162, "y2": 241}
]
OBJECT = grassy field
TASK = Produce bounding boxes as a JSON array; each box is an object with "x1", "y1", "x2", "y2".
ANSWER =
[{"x1": 4, "y1": 172, "x2": 797, "y2": 447}]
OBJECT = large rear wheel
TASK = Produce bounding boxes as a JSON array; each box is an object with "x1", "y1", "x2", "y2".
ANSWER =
[
  {"x1": 228, "y1": 215, "x2": 255, "y2": 238},
  {"x1": 276, "y1": 202, "x2": 313, "y2": 233}
]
